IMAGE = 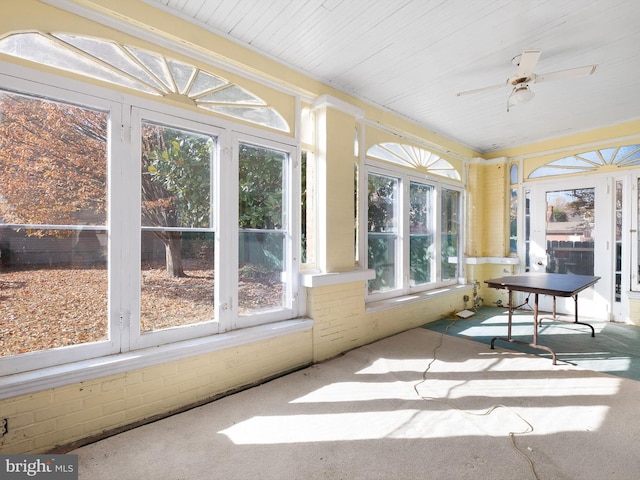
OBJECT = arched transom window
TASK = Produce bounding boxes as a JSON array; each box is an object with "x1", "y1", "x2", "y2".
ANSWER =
[
  {"x1": 0, "y1": 32, "x2": 289, "y2": 132},
  {"x1": 366, "y1": 142, "x2": 460, "y2": 180},
  {"x1": 529, "y1": 144, "x2": 640, "y2": 178}
]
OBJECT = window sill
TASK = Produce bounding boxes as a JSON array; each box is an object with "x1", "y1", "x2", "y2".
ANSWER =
[
  {"x1": 465, "y1": 257, "x2": 520, "y2": 265},
  {"x1": 0, "y1": 319, "x2": 313, "y2": 401},
  {"x1": 366, "y1": 284, "x2": 471, "y2": 313},
  {"x1": 301, "y1": 269, "x2": 375, "y2": 287}
]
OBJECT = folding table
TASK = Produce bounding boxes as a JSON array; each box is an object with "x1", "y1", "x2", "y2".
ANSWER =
[{"x1": 484, "y1": 273, "x2": 601, "y2": 364}]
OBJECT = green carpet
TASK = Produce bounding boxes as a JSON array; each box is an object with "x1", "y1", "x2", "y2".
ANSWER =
[{"x1": 423, "y1": 306, "x2": 640, "y2": 381}]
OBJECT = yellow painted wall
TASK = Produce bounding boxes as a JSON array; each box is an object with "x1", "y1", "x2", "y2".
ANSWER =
[
  {"x1": 315, "y1": 105, "x2": 359, "y2": 272},
  {"x1": 467, "y1": 263, "x2": 517, "y2": 307},
  {"x1": 466, "y1": 160, "x2": 508, "y2": 258},
  {"x1": 485, "y1": 119, "x2": 640, "y2": 162},
  {"x1": 307, "y1": 281, "x2": 474, "y2": 362},
  {"x1": 465, "y1": 161, "x2": 485, "y2": 257},
  {"x1": 481, "y1": 163, "x2": 508, "y2": 257},
  {"x1": 307, "y1": 282, "x2": 370, "y2": 361},
  {"x1": 629, "y1": 297, "x2": 640, "y2": 326},
  {"x1": 0, "y1": 331, "x2": 312, "y2": 454}
]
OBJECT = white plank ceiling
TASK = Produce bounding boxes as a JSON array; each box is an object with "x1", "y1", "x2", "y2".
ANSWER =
[{"x1": 145, "y1": 0, "x2": 640, "y2": 154}]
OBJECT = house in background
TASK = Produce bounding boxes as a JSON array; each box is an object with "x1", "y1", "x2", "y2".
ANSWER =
[{"x1": 1, "y1": 0, "x2": 640, "y2": 454}]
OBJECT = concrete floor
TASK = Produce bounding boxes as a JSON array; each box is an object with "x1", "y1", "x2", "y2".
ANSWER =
[{"x1": 73, "y1": 324, "x2": 640, "y2": 479}]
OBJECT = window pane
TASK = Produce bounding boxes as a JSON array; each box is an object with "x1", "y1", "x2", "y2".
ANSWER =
[
  {"x1": 636, "y1": 179, "x2": 640, "y2": 287},
  {"x1": 140, "y1": 122, "x2": 216, "y2": 332},
  {"x1": 367, "y1": 173, "x2": 398, "y2": 292},
  {"x1": 615, "y1": 181, "x2": 622, "y2": 303},
  {"x1": 0, "y1": 91, "x2": 108, "y2": 356},
  {"x1": 441, "y1": 188, "x2": 460, "y2": 281},
  {"x1": 410, "y1": 182, "x2": 434, "y2": 286},
  {"x1": 238, "y1": 143, "x2": 288, "y2": 314},
  {"x1": 510, "y1": 188, "x2": 518, "y2": 254},
  {"x1": 545, "y1": 188, "x2": 594, "y2": 275},
  {"x1": 510, "y1": 164, "x2": 518, "y2": 185},
  {"x1": 525, "y1": 190, "x2": 531, "y2": 270},
  {"x1": 301, "y1": 151, "x2": 308, "y2": 264},
  {"x1": 354, "y1": 161, "x2": 359, "y2": 263}
]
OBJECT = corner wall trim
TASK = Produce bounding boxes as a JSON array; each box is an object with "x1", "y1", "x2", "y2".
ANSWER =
[{"x1": 312, "y1": 94, "x2": 364, "y2": 119}]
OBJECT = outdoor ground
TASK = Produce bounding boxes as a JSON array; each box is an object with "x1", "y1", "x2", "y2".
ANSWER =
[{"x1": 0, "y1": 261, "x2": 281, "y2": 357}]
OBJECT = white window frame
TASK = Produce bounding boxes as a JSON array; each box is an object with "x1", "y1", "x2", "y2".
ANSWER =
[
  {"x1": 128, "y1": 108, "x2": 226, "y2": 350},
  {"x1": 0, "y1": 70, "x2": 121, "y2": 376},
  {"x1": 0, "y1": 59, "x2": 301, "y2": 377},
  {"x1": 363, "y1": 160, "x2": 463, "y2": 302},
  {"x1": 231, "y1": 132, "x2": 300, "y2": 330}
]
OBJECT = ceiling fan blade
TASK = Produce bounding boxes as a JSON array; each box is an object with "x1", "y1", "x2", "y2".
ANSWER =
[
  {"x1": 535, "y1": 65, "x2": 598, "y2": 83},
  {"x1": 515, "y1": 49, "x2": 542, "y2": 78},
  {"x1": 456, "y1": 82, "x2": 507, "y2": 97}
]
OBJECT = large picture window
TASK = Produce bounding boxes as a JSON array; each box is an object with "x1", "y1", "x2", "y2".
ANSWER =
[
  {"x1": 0, "y1": 91, "x2": 109, "y2": 361},
  {"x1": 365, "y1": 165, "x2": 462, "y2": 299},
  {"x1": 0, "y1": 69, "x2": 298, "y2": 375},
  {"x1": 410, "y1": 182, "x2": 434, "y2": 286},
  {"x1": 441, "y1": 188, "x2": 461, "y2": 281},
  {"x1": 238, "y1": 143, "x2": 289, "y2": 317},
  {"x1": 367, "y1": 173, "x2": 400, "y2": 293},
  {"x1": 140, "y1": 121, "x2": 217, "y2": 333}
]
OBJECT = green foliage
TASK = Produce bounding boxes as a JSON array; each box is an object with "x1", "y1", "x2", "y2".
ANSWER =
[
  {"x1": 410, "y1": 236, "x2": 432, "y2": 284},
  {"x1": 143, "y1": 127, "x2": 213, "y2": 228},
  {"x1": 566, "y1": 188, "x2": 594, "y2": 220},
  {"x1": 367, "y1": 235, "x2": 395, "y2": 291},
  {"x1": 238, "y1": 143, "x2": 284, "y2": 230},
  {"x1": 552, "y1": 208, "x2": 568, "y2": 222},
  {"x1": 441, "y1": 234, "x2": 458, "y2": 280},
  {"x1": 368, "y1": 174, "x2": 396, "y2": 233},
  {"x1": 238, "y1": 143, "x2": 287, "y2": 274}
]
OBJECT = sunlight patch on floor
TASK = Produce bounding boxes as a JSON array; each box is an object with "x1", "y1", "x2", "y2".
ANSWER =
[
  {"x1": 220, "y1": 351, "x2": 617, "y2": 445},
  {"x1": 219, "y1": 403, "x2": 611, "y2": 444},
  {"x1": 290, "y1": 381, "x2": 418, "y2": 403}
]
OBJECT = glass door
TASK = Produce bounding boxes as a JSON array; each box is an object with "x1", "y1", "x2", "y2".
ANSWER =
[{"x1": 528, "y1": 177, "x2": 613, "y2": 320}]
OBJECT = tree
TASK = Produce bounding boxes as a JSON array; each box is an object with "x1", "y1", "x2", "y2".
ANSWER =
[
  {"x1": 0, "y1": 91, "x2": 212, "y2": 278},
  {"x1": 238, "y1": 143, "x2": 284, "y2": 230},
  {"x1": 566, "y1": 188, "x2": 594, "y2": 221},
  {"x1": 367, "y1": 174, "x2": 397, "y2": 290},
  {"x1": 236, "y1": 143, "x2": 286, "y2": 278},
  {"x1": 0, "y1": 92, "x2": 107, "y2": 233},
  {"x1": 141, "y1": 124, "x2": 213, "y2": 278}
]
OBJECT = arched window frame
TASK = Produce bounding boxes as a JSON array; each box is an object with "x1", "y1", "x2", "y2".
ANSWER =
[
  {"x1": 363, "y1": 142, "x2": 463, "y2": 301},
  {"x1": 0, "y1": 31, "x2": 290, "y2": 133},
  {"x1": 366, "y1": 142, "x2": 461, "y2": 181},
  {"x1": 529, "y1": 145, "x2": 640, "y2": 179},
  {"x1": 0, "y1": 47, "x2": 302, "y2": 385}
]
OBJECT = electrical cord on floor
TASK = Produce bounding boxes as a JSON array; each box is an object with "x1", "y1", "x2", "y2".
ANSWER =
[{"x1": 415, "y1": 317, "x2": 540, "y2": 480}]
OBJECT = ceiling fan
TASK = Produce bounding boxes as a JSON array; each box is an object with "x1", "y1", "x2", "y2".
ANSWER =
[{"x1": 456, "y1": 49, "x2": 598, "y2": 111}]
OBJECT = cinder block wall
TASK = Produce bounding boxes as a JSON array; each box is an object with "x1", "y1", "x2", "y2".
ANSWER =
[
  {"x1": 306, "y1": 281, "x2": 473, "y2": 363},
  {"x1": 368, "y1": 290, "x2": 471, "y2": 340},
  {"x1": 0, "y1": 331, "x2": 312, "y2": 454},
  {"x1": 480, "y1": 163, "x2": 508, "y2": 257},
  {"x1": 307, "y1": 281, "x2": 370, "y2": 362},
  {"x1": 467, "y1": 160, "x2": 508, "y2": 258},
  {"x1": 466, "y1": 161, "x2": 485, "y2": 258},
  {"x1": 466, "y1": 264, "x2": 515, "y2": 307}
]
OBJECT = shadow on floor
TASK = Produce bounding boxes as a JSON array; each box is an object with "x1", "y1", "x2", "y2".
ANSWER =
[{"x1": 422, "y1": 306, "x2": 640, "y2": 381}]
